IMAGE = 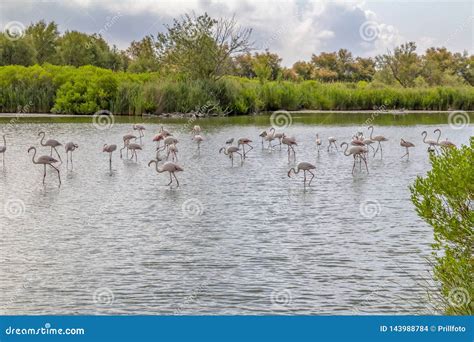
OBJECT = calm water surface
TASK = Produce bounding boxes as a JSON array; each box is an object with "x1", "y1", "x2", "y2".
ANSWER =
[{"x1": 0, "y1": 113, "x2": 472, "y2": 314}]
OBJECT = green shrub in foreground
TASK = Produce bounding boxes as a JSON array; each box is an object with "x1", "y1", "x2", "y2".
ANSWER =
[{"x1": 410, "y1": 138, "x2": 474, "y2": 315}]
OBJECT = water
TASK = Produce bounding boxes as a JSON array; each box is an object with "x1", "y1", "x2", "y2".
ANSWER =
[{"x1": 0, "y1": 113, "x2": 472, "y2": 315}]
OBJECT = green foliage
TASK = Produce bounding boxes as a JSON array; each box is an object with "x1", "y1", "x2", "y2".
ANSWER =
[
  {"x1": 0, "y1": 65, "x2": 473, "y2": 114},
  {"x1": 410, "y1": 139, "x2": 474, "y2": 315}
]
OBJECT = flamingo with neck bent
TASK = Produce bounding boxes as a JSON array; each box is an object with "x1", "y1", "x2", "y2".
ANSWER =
[
  {"x1": 340, "y1": 142, "x2": 368, "y2": 174},
  {"x1": 148, "y1": 159, "x2": 183, "y2": 187},
  {"x1": 28, "y1": 146, "x2": 61, "y2": 185}
]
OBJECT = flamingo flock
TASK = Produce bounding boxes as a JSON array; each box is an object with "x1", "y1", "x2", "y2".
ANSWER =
[{"x1": 0, "y1": 122, "x2": 459, "y2": 188}]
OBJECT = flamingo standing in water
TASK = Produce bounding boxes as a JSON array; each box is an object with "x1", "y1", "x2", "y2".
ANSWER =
[
  {"x1": 148, "y1": 159, "x2": 183, "y2": 187},
  {"x1": 288, "y1": 162, "x2": 316, "y2": 188},
  {"x1": 103, "y1": 144, "x2": 117, "y2": 171},
  {"x1": 38, "y1": 131, "x2": 62, "y2": 162},
  {"x1": 315, "y1": 134, "x2": 322, "y2": 154},
  {"x1": 340, "y1": 142, "x2": 368, "y2": 174},
  {"x1": 133, "y1": 124, "x2": 146, "y2": 144},
  {"x1": 269, "y1": 128, "x2": 284, "y2": 150},
  {"x1": 400, "y1": 139, "x2": 415, "y2": 159},
  {"x1": 127, "y1": 143, "x2": 142, "y2": 162},
  {"x1": 421, "y1": 131, "x2": 439, "y2": 153},
  {"x1": 219, "y1": 145, "x2": 243, "y2": 166},
  {"x1": 434, "y1": 129, "x2": 456, "y2": 149},
  {"x1": 282, "y1": 134, "x2": 297, "y2": 162},
  {"x1": 157, "y1": 136, "x2": 179, "y2": 155},
  {"x1": 327, "y1": 137, "x2": 337, "y2": 152},
  {"x1": 193, "y1": 135, "x2": 204, "y2": 150},
  {"x1": 191, "y1": 125, "x2": 201, "y2": 135},
  {"x1": 28, "y1": 146, "x2": 61, "y2": 185},
  {"x1": 64, "y1": 142, "x2": 78, "y2": 170},
  {"x1": 167, "y1": 143, "x2": 178, "y2": 162},
  {"x1": 259, "y1": 130, "x2": 267, "y2": 148},
  {"x1": 0, "y1": 135, "x2": 6, "y2": 167},
  {"x1": 238, "y1": 138, "x2": 253, "y2": 158},
  {"x1": 368, "y1": 126, "x2": 388, "y2": 158},
  {"x1": 120, "y1": 134, "x2": 137, "y2": 158}
]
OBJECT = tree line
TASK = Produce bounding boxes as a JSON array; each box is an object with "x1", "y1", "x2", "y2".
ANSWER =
[{"x1": 1, "y1": 13, "x2": 473, "y2": 88}]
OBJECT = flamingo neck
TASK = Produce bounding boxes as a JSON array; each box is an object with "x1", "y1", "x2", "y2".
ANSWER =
[{"x1": 29, "y1": 148, "x2": 37, "y2": 164}]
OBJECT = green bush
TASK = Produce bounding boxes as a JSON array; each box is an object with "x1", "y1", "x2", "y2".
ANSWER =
[
  {"x1": 0, "y1": 65, "x2": 473, "y2": 114},
  {"x1": 410, "y1": 138, "x2": 473, "y2": 315}
]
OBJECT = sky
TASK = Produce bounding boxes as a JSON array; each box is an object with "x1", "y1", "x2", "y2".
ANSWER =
[{"x1": 0, "y1": 0, "x2": 472, "y2": 66}]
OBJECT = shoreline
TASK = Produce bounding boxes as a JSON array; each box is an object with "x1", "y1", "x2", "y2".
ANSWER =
[{"x1": 0, "y1": 110, "x2": 471, "y2": 118}]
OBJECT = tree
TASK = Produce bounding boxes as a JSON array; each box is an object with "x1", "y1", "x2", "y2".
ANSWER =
[
  {"x1": 126, "y1": 36, "x2": 159, "y2": 72},
  {"x1": 376, "y1": 42, "x2": 422, "y2": 87},
  {"x1": 453, "y1": 52, "x2": 474, "y2": 86},
  {"x1": 232, "y1": 53, "x2": 255, "y2": 78},
  {"x1": 292, "y1": 60, "x2": 314, "y2": 80},
  {"x1": 410, "y1": 138, "x2": 473, "y2": 315},
  {"x1": 156, "y1": 13, "x2": 252, "y2": 79},
  {"x1": 25, "y1": 20, "x2": 59, "y2": 64},
  {"x1": 0, "y1": 34, "x2": 36, "y2": 66}
]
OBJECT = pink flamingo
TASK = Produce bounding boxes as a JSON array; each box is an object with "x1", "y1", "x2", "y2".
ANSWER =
[
  {"x1": 166, "y1": 144, "x2": 178, "y2": 162},
  {"x1": 127, "y1": 143, "x2": 142, "y2": 162},
  {"x1": 219, "y1": 146, "x2": 243, "y2": 166},
  {"x1": 133, "y1": 124, "x2": 146, "y2": 144},
  {"x1": 288, "y1": 162, "x2": 316, "y2": 188},
  {"x1": 341, "y1": 142, "x2": 368, "y2": 174},
  {"x1": 103, "y1": 144, "x2": 117, "y2": 171},
  {"x1": 315, "y1": 134, "x2": 322, "y2": 154},
  {"x1": 193, "y1": 134, "x2": 204, "y2": 150},
  {"x1": 120, "y1": 134, "x2": 137, "y2": 158},
  {"x1": 400, "y1": 139, "x2": 415, "y2": 159},
  {"x1": 327, "y1": 137, "x2": 337, "y2": 152},
  {"x1": 191, "y1": 125, "x2": 201, "y2": 135},
  {"x1": 38, "y1": 131, "x2": 62, "y2": 162},
  {"x1": 148, "y1": 160, "x2": 183, "y2": 187},
  {"x1": 282, "y1": 134, "x2": 297, "y2": 162},
  {"x1": 237, "y1": 138, "x2": 253, "y2": 158},
  {"x1": 421, "y1": 131, "x2": 439, "y2": 153},
  {"x1": 434, "y1": 129, "x2": 456, "y2": 149},
  {"x1": 368, "y1": 126, "x2": 388, "y2": 158},
  {"x1": 28, "y1": 146, "x2": 61, "y2": 185},
  {"x1": 64, "y1": 142, "x2": 78, "y2": 170}
]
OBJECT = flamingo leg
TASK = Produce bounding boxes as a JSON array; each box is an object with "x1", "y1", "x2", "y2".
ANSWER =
[
  {"x1": 236, "y1": 152, "x2": 243, "y2": 165},
  {"x1": 43, "y1": 164, "x2": 46, "y2": 184},
  {"x1": 373, "y1": 142, "x2": 380, "y2": 157},
  {"x1": 70, "y1": 152, "x2": 74, "y2": 170},
  {"x1": 401, "y1": 148, "x2": 409, "y2": 159},
  {"x1": 172, "y1": 172, "x2": 179, "y2": 187},
  {"x1": 167, "y1": 172, "x2": 173, "y2": 186},
  {"x1": 380, "y1": 143, "x2": 383, "y2": 158},
  {"x1": 334, "y1": 142, "x2": 338, "y2": 152},
  {"x1": 352, "y1": 156, "x2": 356, "y2": 174},
  {"x1": 50, "y1": 147, "x2": 53, "y2": 156},
  {"x1": 66, "y1": 152, "x2": 69, "y2": 169},
  {"x1": 308, "y1": 170, "x2": 315, "y2": 186},
  {"x1": 246, "y1": 144, "x2": 253, "y2": 155},
  {"x1": 54, "y1": 147, "x2": 62, "y2": 162},
  {"x1": 362, "y1": 155, "x2": 369, "y2": 173},
  {"x1": 303, "y1": 170, "x2": 306, "y2": 187},
  {"x1": 230, "y1": 153, "x2": 234, "y2": 167},
  {"x1": 50, "y1": 164, "x2": 61, "y2": 185},
  {"x1": 109, "y1": 153, "x2": 112, "y2": 171}
]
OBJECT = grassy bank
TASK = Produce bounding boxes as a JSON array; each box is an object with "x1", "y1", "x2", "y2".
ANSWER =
[{"x1": 1, "y1": 65, "x2": 473, "y2": 115}]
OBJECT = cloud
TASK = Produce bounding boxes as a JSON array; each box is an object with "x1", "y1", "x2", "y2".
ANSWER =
[{"x1": 0, "y1": 0, "x2": 411, "y2": 65}]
